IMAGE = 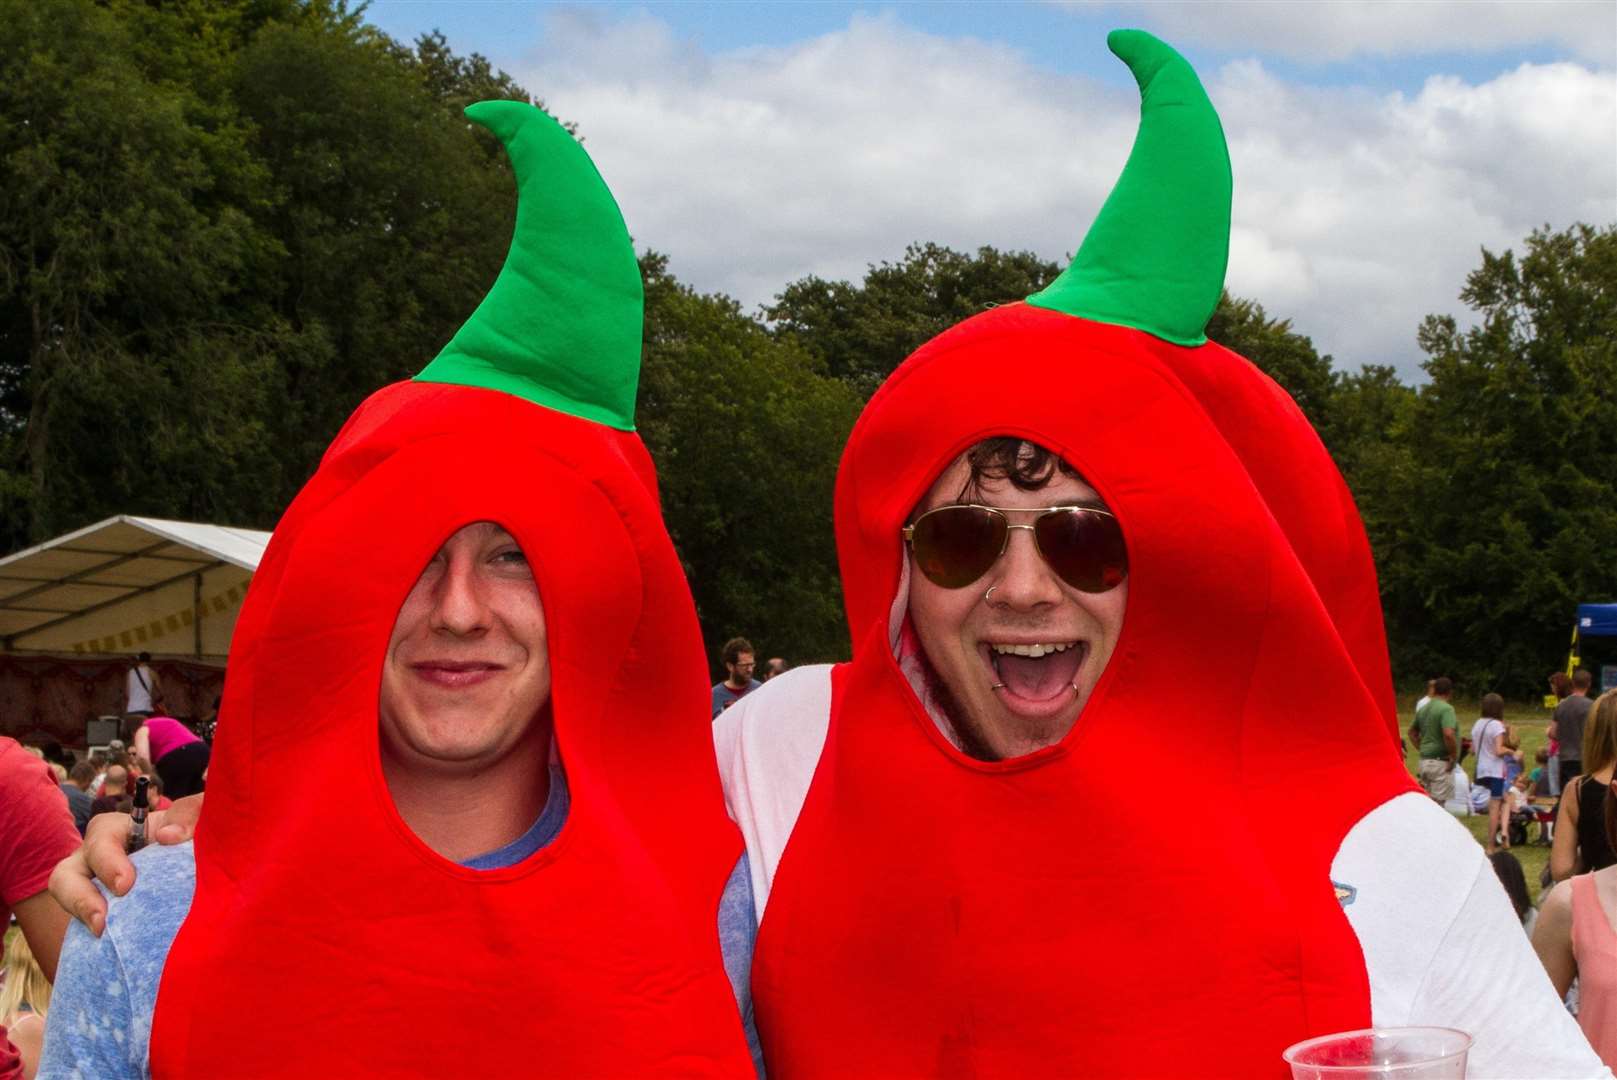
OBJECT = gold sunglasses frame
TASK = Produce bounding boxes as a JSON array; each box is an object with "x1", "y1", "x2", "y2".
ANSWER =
[{"x1": 901, "y1": 503, "x2": 1126, "y2": 592}]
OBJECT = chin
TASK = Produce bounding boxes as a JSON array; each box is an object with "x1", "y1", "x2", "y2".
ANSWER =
[
  {"x1": 386, "y1": 712, "x2": 506, "y2": 769},
  {"x1": 987, "y1": 705, "x2": 1081, "y2": 758},
  {"x1": 941, "y1": 661, "x2": 1096, "y2": 759}
]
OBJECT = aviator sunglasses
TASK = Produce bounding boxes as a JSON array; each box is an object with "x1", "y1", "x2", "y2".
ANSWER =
[{"x1": 902, "y1": 504, "x2": 1128, "y2": 593}]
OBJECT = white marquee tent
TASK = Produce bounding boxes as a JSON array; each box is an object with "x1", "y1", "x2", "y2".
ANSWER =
[{"x1": 0, "y1": 516, "x2": 270, "y2": 659}]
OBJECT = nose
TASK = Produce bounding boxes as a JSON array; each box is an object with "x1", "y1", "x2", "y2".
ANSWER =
[
  {"x1": 990, "y1": 524, "x2": 1063, "y2": 609},
  {"x1": 428, "y1": 550, "x2": 491, "y2": 636}
]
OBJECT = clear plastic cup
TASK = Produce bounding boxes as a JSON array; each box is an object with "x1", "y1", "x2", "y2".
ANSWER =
[{"x1": 1282, "y1": 1027, "x2": 1472, "y2": 1079}]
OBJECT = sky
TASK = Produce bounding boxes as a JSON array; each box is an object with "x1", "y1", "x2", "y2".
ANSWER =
[{"x1": 366, "y1": 1, "x2": 1617, "y2": 381}]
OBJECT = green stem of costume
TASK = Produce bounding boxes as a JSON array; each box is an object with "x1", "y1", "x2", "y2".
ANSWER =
[
  {"x1": 1028, "y1": 29, "x2": 1231, "y2": 347},
  {"x1": 416, "y1": 100, "x2": 644, "y2": 430}
]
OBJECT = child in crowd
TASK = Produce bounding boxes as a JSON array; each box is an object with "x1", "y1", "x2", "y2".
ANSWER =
[
  {"x1": 1531, "y1": 749, "x2": 1551, "y2": 797},
  {"x1": 1503, "y1": 725, "x2": 1525, "y2": 786},
  {"x1": 1471, "y1": 693, "x2": 1512, "y2": 853},
  {"x1": 0, "y1": 930, "x2": 51, "y2": 1077},
  {"x1": 1489, "y1": 850, "x2": 1533, "y2": 929},
  {"x1": 1507, "y1": 773, "x2": 1538, "y2": 846}
]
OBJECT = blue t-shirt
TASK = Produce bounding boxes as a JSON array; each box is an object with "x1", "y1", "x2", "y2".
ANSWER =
[
  {"x1": 39, "y1": 766, "x2": 763, "y2": 1078},
  {"x1": 712, "y1": 679, "x2": 762, "y2": 718}
]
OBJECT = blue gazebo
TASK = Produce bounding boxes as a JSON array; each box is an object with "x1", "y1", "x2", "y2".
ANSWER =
[{"x1": 1574, "y1": 603, "x2": 1617, "y2": 695}]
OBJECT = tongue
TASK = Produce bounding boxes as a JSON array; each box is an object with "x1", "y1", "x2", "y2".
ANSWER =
[{"x1": 995, "y1": 648, "x2": 1083, "y2": 702}]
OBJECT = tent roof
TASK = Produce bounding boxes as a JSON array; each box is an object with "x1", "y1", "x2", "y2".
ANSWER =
[
  {"x1": 0, "y1": 516, "x2": 270, "y2": 657},
  {"x1": 1578, "y1": 603, "x2": 1617, "y2": 638}
]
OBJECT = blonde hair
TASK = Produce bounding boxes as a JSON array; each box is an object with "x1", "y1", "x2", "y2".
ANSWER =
[
  {"x1": 1585, "y1": 689, "x2": 1617, "y2": 776},
  {"x1": 0, "y1": 930, "x2": 50, "y2": 1024}
]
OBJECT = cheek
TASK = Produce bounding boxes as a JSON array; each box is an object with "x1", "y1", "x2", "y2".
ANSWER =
[
  {"x1": 519, "y1": 610, "x2": 549, "y2": 660},
  {"x1": 1085, "y1": 581, "x2": 1128, "y2": 642},
  {"x1": 908, "y1": 575, "x2": 977, "y2": 652},
  {"x1": 387, "y1": 590, "x2": 432, "y2": 653},
  {"x1": 1106, "y1": 582, "x2": 1128, "y2": 636}
]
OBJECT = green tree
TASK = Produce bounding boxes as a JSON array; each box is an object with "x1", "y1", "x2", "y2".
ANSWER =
[
  {"x1": 0, "y1": 0, "x2": 545, "y2": 547},
  {"x1": 408, "y1": 29, "x2": 546, "y2": 124},
  {"x1": 767, "y1": 243, "x2": 1061, "y2": 393},
  {"x1": 1377, "y1": 224, "x2": 1617, "y2": 694},
  {"x1": 639, "y1": 253, "x2": 863, "y2": 670},
  {"x1": 0, "y1": 0, "x2": 274, "y2": 544},
  {"x1": 224, "y1": 16, "x2": 522, "y2": 477}
]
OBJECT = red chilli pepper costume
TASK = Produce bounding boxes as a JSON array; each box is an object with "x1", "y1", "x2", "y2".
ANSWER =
[
  {"x1": 148, "y1": 103, "x2": 754, "y2": 1077},
  {"x1": 745, "y1": 32, "x2": 1417, "y2": 1078}
]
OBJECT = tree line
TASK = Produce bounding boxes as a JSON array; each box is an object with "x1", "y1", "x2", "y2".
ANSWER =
[{"x1": 3, "y1": 0, "x2": 1613, "y2": 693}]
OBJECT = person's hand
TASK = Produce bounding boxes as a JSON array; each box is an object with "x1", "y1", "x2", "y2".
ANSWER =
[{"x1": 48, "y1": 794, "x2": 203, "y2": 936}]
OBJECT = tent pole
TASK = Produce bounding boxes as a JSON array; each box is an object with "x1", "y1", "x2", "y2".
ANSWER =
[{"x1": 194, "y1": 573, "x2": 203, "y2": 658}]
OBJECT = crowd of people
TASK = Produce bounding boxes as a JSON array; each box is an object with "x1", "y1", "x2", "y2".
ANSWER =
[
  {"x1": 0, "y1": 652, "x2": 214, "y2": 1078},
  {"x1": 1408, "y1": 666, "x2": 1617, "y2": 1068},
  {"x1": 2, "y1": 28, "x2": 1614, "y2": 1079}
]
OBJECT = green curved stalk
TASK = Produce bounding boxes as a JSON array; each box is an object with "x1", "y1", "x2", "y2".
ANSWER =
[
  {"x1": 416, "y1": 100, "x2": 643, "y2": 430},
  {"x1": 1028, "y1": 29, "x2": 1231, "y2": 347}
]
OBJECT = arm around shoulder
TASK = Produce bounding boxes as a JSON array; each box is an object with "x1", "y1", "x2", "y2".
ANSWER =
[
  {"x1": 1334, "y1": 793, "x2": 1611, "y2": 1077},
  {"x1": 10, "y1": 892, "x2": 68, "y2": 983},
  {"x1": 37, "y1": 914, "x2": 144, "y2": 1078},
  {"x1": 1416, "y1": 858, "x2": 1607, "y2": 1078}
]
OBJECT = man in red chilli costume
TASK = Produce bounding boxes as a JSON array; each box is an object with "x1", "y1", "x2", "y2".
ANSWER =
[
  {"x1": 40, "y1": 101, "x2": 757, "y2": 1077},
  {"x1": 714, "y1": 31, "x2": 1608, "y2": 1079}
]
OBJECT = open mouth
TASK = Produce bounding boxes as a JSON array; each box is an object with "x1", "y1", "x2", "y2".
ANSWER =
[{"x1": 983, "y1": 640, "x2": 1086, "y2": 710}]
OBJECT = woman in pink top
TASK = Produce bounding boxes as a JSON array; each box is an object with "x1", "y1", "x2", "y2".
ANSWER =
[
  {"x1": 131, "y1": 716, "x2": 210, "y2": 800},
  {"x1": 1534, "y1": 778, "x2": 1617, "y2": 1068}
]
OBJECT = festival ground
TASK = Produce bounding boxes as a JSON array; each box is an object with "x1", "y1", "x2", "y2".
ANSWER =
[{"x1": 1398, "y1": 693, "x2": 1557, "y2": 903}]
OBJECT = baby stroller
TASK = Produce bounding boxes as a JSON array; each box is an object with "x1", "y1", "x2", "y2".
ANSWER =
[{"x1": 1507, "y1": 806, "x2": 1535, "y2": 848}]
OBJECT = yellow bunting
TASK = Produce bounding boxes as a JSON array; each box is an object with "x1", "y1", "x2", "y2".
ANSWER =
[{"x1": 55, "y1": 583, "x2": 253, "y2": 655}]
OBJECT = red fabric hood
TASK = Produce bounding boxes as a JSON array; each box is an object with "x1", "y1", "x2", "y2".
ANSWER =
[
  {"x1": 838, "y1": 305, "x2": 1398, "y2": 742},
  {"x1": 150, "y1": 381, "x2": 752, "y2": 1076},
  {"x1": 752, "y1": 303, "x2": 1416, "y2": 1077}
]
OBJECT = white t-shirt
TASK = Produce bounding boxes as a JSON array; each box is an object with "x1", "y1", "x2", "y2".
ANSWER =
[
  {"x1": 1444, "y1": 764, "x2": 1473, "y2": 816},
  {"x1": 1472, "y1": 717, "x2": 1508, "y2": 780},
  {"x1": 125, "y1": 665, "x2": 156, "y2": 714},
  {"x1": 715, "y1": 665, "x2": 1612, "y2": 1080}
]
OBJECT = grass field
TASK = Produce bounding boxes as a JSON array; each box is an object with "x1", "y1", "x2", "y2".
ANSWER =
[{"x1": 1398, "y1": 692, "x2": 1558, "y2": 905}]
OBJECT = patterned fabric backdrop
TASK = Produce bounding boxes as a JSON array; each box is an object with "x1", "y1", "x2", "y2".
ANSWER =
[{"x1": 0, "y1": 654, "x2": 225, "y2": 748}]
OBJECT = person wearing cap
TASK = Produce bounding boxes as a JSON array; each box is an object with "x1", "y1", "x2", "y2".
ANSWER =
[
  {"x1": 41, "y1": 101, "x2": 758, "y2": 1078},
  {"x1": 714, "y1": 31, "x2": 1607, "y2": 1078}
]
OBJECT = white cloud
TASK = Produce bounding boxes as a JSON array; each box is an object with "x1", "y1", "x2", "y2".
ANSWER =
[
  {"x1": 527, "y1": 10, "x2": 1616, "y2": 379},
  {"x1": 1079, "y1": 0, "x2": 1617, "y2": 65},
  {"x1": 1215, "y1": 57, "x2": 1617, "y2": 365}
]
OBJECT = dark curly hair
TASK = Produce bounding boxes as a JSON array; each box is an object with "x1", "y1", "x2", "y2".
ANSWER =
[{"x1": 955, "y1": 437, "x2": 1080, "y2": 500}]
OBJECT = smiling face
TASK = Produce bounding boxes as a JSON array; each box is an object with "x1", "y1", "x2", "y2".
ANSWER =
[
  {"x1": 906, "y1": 450, "x2": 1127, "y2": 761},
  {"x1": 379, "y1": 521, "x2": 551, "y2": 779}
]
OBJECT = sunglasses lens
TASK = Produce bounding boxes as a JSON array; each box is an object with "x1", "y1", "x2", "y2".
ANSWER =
[
  {"x1": 910, "y1": 507, "x2": 1005, "y2": 588},
  {"x1": 1036, "y1": 510, "x2": 1129, "y2": 593}
]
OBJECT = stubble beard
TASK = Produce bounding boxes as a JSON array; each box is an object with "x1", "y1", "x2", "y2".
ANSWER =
[{"x1": 915, "y1": 645, "x2": 1001, "y2": 762}]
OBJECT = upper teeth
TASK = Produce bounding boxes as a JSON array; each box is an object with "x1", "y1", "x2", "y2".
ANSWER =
[{"x1": 991, "y1": 642, "x2": 1077, "y2": 658}]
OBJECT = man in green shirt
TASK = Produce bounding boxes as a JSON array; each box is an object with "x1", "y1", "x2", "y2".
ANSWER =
[{"x1": 1407, "y1": 676, "x2": 1458, "y2": 803}]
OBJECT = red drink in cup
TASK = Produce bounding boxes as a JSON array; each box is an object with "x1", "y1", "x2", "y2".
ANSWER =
[{"x1": 1282, "y1": 1027, "x2": 1471, "y2": 1079}]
